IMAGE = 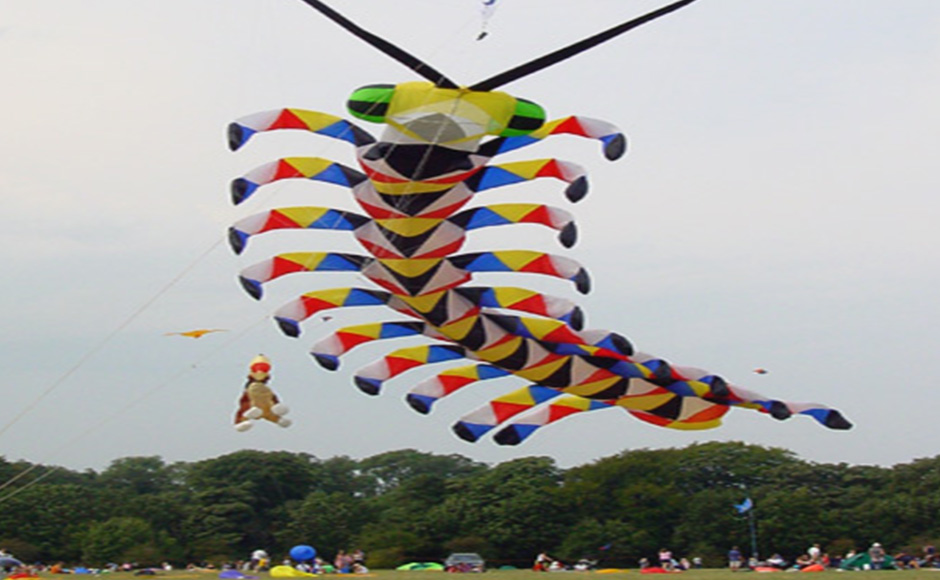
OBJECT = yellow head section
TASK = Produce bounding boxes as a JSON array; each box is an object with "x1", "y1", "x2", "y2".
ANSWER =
[{"x1": 347, "y1": 81, "x2": 546, "y2": 148}]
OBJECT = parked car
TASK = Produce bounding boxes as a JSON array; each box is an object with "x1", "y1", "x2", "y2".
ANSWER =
[{"x1": 444, "y1": 553, "x2": 485, "y2": 572}]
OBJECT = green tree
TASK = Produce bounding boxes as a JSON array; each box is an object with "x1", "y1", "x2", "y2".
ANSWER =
[
  {"x1": 317, "y1": 456, "x2": 371, "y2": 496},
  {"x1": 556, "y1": 518, "x2": 642, "y2": 567},
  {"x1": 98, "y1": 457, "x2": 181, "y2": 495},
  {"x1": 357, "y1": 450, "x2": 485, "y2": 496},
  {"x1": 673, "y1": 442, "x2": 801, "y2": 493},
  {"x1": 437, "y1": 457, "x2": 571, "y2": 563},
  {"x1": 182, "y1": 451, "x2": 323, "y2": 555},
  {"x1": 671, "y1": 487, "x2": 743, "y2": 557},
  {"x1": 183, "y1": 451, "x2": 320, "y2": 511},
  {"x1": 276, "y1": 491, "x2": 369, "y2": 559},
  {"x1": 80, "y1": 516, "x2": 179, "y2": 565},
  {"x1": 354, "y1": 525, "x2": 421, "y2": 568},
  {"x1": 178, "y1": 486, "x2": 255, "y2": 561},
  {"x1": 0, "y1": 484, "x2": 111, "y2": 561}
]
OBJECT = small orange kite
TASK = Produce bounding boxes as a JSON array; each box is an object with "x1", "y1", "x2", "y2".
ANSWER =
[{"x1": 165, "y1": 329, "x2": 228, "y2": 338}]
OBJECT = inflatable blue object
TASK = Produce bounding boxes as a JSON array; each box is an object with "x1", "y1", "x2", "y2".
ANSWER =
[{"x1": 290, "y1": 545, "x2": 316, "y2": 562}]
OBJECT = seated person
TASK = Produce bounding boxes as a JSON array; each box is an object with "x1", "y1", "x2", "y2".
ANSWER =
[{"x1": 766, "y1": 554, "x2": 787, "y2": 569}]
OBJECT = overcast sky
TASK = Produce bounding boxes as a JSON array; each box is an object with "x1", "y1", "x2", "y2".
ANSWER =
[{"x1": 1, "y1": 0, "x2": 938, "y2": 474}]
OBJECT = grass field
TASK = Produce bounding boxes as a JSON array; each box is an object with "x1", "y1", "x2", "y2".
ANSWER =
[{"x1": 52, "y1": 568, "x2": 940, "y2": 580}]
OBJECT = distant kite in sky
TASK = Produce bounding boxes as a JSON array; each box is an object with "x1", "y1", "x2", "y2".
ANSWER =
[
  {"x1": 477, "y1": 0, "x2": 499, "y2": 40},
  {"x1": 225, "y1": 0, "x2": 852, "y2": 444},
  {"x1": 165, "y1": 329, "x2": 228, "y2": 339},
  {"x1": 753, "y1": 368, "x2": 769, "y2": 375},
  {"x1": 234, "y1": 355, "x2": 291, "y2": 431}
]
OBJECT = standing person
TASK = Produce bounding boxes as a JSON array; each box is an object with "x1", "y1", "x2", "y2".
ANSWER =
[
  {"x1": 728, "y1": 546, "x2": 743, "y2": 572},
  {"x1": 868, "y1": 543, "x2": 886, "y2": 570},
  {"x1": 808, "y1": 544, "x2": 822, "y2": 564}
]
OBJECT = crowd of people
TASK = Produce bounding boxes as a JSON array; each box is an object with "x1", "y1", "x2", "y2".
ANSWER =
[
  {"x1": 255, "y1": 548, "x2": 368, "y2": 575},
  {"x1": 533, "y1": 552, "x2": 603, "y2": 572},
  {"x1": 727, "y1": 542, "x2": 940, "y2": 571},
  {"x1": 534, "y1": 550, "x2": 702, "y2": 573},
  {"x1": 10, "y1": 541, "x2": 940, "y2": 574},
  {"x1": 179, "y1": 547, "x2": 370, "y2": 576},
  {"x1": 527, "y1": 541, "x2": 940, "y2": 573},
  {"x1": 0, "y1": 549, "x2": 182, "y2": 578}
]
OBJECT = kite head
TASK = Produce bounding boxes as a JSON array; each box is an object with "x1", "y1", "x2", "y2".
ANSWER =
[
  {"x1": 248, "y1": 354, "x2": 272, "y2": 382},
  {"x1": 348, "y1": 81, "x2": 545, "y2": 146}
]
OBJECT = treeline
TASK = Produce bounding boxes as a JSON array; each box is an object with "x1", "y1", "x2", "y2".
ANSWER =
[{"x1": 0, "y1": 442, "x2": 936, "y2": 569}]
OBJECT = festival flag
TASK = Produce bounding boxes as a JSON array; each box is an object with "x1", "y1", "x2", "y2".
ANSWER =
[{"x1": 734, "y1": 497, "x2": 754, "y2": 514}]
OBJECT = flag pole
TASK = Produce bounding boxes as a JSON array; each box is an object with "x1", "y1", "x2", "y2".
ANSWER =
[
  {"x1": 748, "y1": 507, "x2": 758, "y2": 562},
  {"x1": 734, "y1": 495, "x2": 758, "y2": 564}
]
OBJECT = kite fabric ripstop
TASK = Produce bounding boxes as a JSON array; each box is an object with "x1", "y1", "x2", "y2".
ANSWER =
[{"x1": 225, "y1": 0, "x2": 852, "y2": 444}]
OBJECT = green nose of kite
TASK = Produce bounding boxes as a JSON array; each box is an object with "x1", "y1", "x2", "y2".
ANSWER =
[{"x1": 347, "y1": 84, "x2": 396, "y2": 123}]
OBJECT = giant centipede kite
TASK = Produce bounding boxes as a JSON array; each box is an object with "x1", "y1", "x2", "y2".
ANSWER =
[{"x1": 226, "y1": 0, "x2": 852, "y2": 444}]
